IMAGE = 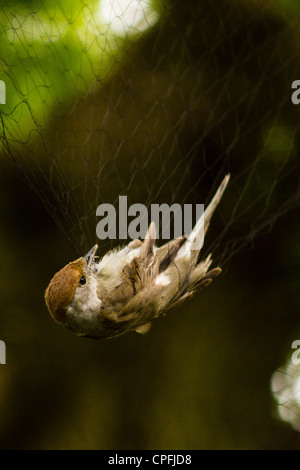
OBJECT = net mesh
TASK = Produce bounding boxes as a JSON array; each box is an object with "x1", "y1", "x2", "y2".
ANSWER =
[
  {"x1": 0, "y1": 0, "x2": 300, "y2": 263},
  {"x1": 2, "y1": 0, "x2": 300, "y2": 438}
]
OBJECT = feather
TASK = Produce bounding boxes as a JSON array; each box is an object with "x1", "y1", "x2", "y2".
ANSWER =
[
  {"x1": 154, "y1": 236, "x2": 186, "y2": 273},
  {"x1": 140, "y1": 221, "x2": 156, "y2": 267},
  {"x1": 135, "y1": 322, "x2": 152, "y2": 334}
]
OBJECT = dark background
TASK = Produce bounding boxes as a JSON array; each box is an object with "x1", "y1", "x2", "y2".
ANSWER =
[{"x1": 1, "y1": 0, "x2": 300, "y2": 449}]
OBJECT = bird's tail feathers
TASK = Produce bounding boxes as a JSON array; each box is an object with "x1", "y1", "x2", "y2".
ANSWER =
[{"x1": 177, "y1": 174, "x2": 230, "y2": 260}]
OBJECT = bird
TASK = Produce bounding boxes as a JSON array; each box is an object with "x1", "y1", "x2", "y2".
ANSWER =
[{"x1": 45, "y1": 174, "x2": 230, "y2": 339}]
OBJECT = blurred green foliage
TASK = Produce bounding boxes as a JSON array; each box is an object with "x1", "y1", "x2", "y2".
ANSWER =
[{"x1": 0, "y1": 0, "x2": 161, "y2": 142}]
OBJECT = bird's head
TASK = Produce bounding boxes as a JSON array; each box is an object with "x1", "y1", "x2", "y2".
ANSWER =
[{"x1": 44, "y1": 245, "x2": 102, "y2": 335}]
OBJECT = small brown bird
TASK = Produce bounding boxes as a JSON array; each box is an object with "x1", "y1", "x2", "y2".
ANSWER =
[{"x1": 45, "y1": 174, "x2": 230, "y2": 339}]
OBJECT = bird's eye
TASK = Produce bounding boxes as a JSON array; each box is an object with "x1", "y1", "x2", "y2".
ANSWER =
[{"x1": 79, "y1": 276, "x2": 86, "y2": 285}]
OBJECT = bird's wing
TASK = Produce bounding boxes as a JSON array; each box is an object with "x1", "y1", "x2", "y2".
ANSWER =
[
  {"x1": 100, "y1": 223, "x2": 185, "y2": 331},
  {"x1": 100, "y1": 175, "x2": 230, "y2": 334}
]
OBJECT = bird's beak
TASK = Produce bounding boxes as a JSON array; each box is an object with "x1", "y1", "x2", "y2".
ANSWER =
[{"x1": 83, "y1": 245, "x2": 98, "y2": 269}]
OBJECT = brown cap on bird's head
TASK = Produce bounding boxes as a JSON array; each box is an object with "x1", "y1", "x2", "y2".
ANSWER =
[
  {"x1": 44, "y1": 259, "x2": 85, "y2": 324},
  {"x1": 44, "y1": 245, "x2": 98, "y2": 324}
]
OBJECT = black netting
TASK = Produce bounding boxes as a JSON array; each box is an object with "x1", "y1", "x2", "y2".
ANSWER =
[
  {"x1": 1, "y1": 0, "x2": 300, "y2": 265},
  {"x1": 2, "y1": 0, "x2": 300, "y2": 444}
]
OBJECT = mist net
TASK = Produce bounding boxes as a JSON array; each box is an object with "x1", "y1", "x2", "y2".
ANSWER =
[{"x1": 1, "y1": 0, "x2": 300, "y2": 430}]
